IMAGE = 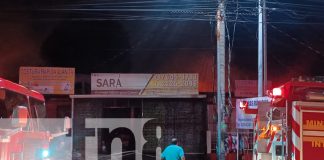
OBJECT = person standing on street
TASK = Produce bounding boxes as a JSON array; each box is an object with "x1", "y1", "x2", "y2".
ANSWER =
[{"x1": 161, "y1": 138, "x2": 185, "y2": 160}]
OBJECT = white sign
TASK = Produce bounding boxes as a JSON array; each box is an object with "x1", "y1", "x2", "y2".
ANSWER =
[
  {"x1": 91, "y1": 73, "x2": 152, "y2": 90},
  {"x1": 236, "y1": 97, "x2": 271, "y2": 129},
  {"x1": 91, "y1": 73, "x2": 199, "y2": 95}
]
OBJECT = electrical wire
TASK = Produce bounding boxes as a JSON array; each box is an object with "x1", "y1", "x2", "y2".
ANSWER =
[
  {"x1": 225, "y1": 0, "x2": 238, "y2": 110},
  {"x1": 270, "y1": 24, "x2": 324, "y2": 57},
  {"x1": 2, "y1": 0, "x2": 324, "y2": 25}
]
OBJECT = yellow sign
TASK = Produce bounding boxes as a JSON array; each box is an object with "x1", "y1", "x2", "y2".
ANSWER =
[
  {"x1": 19, "y1": 67, "x2": 75, "y2": 95},
  {"x1": 142, "y1": 74, "x2": 198, "y2": 95}
]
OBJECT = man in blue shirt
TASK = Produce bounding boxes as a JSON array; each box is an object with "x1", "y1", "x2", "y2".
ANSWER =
[{"x1": 161, "y1": 138, "x2": 185, "y2": 160}]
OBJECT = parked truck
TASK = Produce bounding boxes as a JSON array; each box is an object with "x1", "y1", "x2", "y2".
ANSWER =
[
  {"x1": 0, "y1": 77, "x2": 70, "y2": 160},
  {"x1": 250, "y1": 77, "x2": 324, "y2": 160}
]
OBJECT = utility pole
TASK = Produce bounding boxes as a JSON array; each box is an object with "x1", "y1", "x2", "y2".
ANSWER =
[
  {"x1": 258, "y1": 0, "x2": 267, "y2": 96},
  {"x1": 257, "y1": 0, "x2": 264, "y2": 97},
  {"x1": 216, "y1": 0, "x2": 225, "y2": 159},
  {"x1": 255, "y1": 0, "x2": 267, "y2": 160},
  {"x1": 263, "y1": 0, "x2": 267, "y2": 96}
]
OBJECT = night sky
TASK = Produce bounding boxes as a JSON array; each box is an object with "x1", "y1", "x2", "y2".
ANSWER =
[{"x1": 0, "y1": 0, "x2": 323, "y2": 86}]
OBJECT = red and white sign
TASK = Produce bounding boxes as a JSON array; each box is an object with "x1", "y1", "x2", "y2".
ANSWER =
[{"x1": 236, "y1": 97, "x2": 271, "y2": 129}]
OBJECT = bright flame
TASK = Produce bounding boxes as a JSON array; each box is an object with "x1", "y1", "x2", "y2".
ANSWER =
[
  {"x1": 273, "y1": 88, "x2": 282, "y2": 96},
  {"x1": 271, "y1": 126, "x2": 278, "y2": 132}
]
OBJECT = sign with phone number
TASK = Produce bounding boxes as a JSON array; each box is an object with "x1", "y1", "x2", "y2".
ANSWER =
[{"x1": 19, "y1": 67, "x2": 75, "y2": 95}]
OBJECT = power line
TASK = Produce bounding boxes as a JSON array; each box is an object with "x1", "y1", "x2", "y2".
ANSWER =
[
  {"x1": 2, "y1": 0, "x2": 324, "y2": 26},
  {"x1": 267, "y1": 1, "x2": 324, "y2": 9},
  {"x1": 270, "y1": 25, "x2": 324, "y2": 57}
]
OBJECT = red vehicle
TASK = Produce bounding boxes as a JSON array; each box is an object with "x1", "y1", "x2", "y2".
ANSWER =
[
  {"x1": 253, "y1": 77, "x2": 324, "y2": 160},
  {"x1": 0, "y1": 78, "x2": 52, "y2": 160}
]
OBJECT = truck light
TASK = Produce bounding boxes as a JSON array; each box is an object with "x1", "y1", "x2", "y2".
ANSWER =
[
  {"x1": 306, "y1": 92, "x2": 324, "y2": 101},
  {"x1": 42, "y1": 149, "x2": 49, "y2": 158},
  {"x1": 272, "y1": 126, "x2": 278, "y2": 132},
  {"x1": 271, "y1": 125, "x2": 280, "y2": 132},
  {"x1": 273, "y1": 88, "x2": 282, "y2": 97}
]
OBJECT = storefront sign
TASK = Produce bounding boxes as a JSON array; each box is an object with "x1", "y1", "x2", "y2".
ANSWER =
[
  {"x1": 19, "y1": 67, "x2": 75, "y2": 94},
  {"x1": 91, "y1": 73, "x2": 198, "y2": 95}
]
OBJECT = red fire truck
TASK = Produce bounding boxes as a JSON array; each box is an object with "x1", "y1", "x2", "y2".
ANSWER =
[
  {"x1": 0, "y1": 77, "x2": 69, "y2": 160},
  {"x1": 246, "y1": 77, "x2": 324, "y2": 160}
]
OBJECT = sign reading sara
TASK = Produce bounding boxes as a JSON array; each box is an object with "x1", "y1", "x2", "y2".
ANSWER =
[
  {"x1": 19, "y1": 67, "x2": 75, "y2": 95},
  {"x1": 91, "y1": 73, "x2": 198, "y2": 95}
]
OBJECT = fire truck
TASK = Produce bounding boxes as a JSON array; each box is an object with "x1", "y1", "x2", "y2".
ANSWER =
[
  {"x1": 240, "y1": 77, "x2": 324, "y2": 160},
  {"x1": 0, "y1": 78, "x2": 70, "y2": 160}
]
